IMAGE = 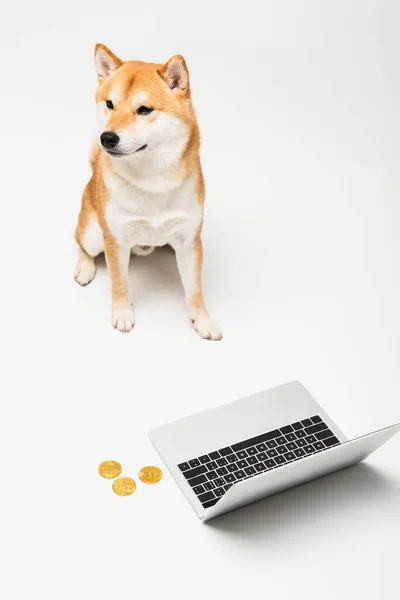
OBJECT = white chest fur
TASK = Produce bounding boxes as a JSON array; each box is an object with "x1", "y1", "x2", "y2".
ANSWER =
[{"x1": 104, "y1": 173, "x2": 202, "y2": 248}]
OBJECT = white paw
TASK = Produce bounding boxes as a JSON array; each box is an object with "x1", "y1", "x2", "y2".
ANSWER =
[
  {"x1": 192, "y1": 315, "x2": 223, "y2": 341},
  {"x1": 112, "y1": 305, "x2": 135, "y2": 333},
  {"x1": 131, "y1": 245, "x2": 155, "y2": 256},
  {"x1": 74, "y1": 258, "x2": 96, "y2": 286}
]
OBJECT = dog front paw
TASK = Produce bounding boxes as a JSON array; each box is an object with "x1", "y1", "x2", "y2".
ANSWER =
[
  {"x1": 192, "y1": 315, "x2": 223, "y2": 341},
  {"x1": 112, "y1": 305, "x2": 135, "y2": 333},
  {"x1": 74, "y1": 256, "x2": 96, "y2": 286}
]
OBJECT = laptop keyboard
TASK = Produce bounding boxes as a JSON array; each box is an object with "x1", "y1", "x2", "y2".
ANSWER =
[{"x1": 178, "y1": 415, "x2": 340, "y2": 509}]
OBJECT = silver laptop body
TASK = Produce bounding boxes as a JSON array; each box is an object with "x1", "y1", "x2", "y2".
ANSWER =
[{"x1": 148, "y1": 382, "x2": 400, "y2": 522}]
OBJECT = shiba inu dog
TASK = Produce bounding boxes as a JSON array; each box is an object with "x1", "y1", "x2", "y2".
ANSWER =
[{"x1": 74, "y1": 44, "x2": 222, "y2": 340}]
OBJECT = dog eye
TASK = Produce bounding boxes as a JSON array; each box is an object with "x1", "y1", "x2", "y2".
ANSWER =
[
  {"x1": 137, "y1": 106, "x2": 154, "y2": 115},
  {"x1": 106, "y1": 100, "x2": 114, "y2": 110}
]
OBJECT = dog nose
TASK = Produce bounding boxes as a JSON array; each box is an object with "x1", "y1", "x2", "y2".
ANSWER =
[{"x1": 100, "y1": 131, "x2": 120, "y2": 149}]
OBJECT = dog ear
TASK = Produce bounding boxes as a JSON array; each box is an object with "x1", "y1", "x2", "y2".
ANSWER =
[
  {"x1": 94, "y1": 44, "x2": 122, "y2": 82},
  {"x1": 158, "y1": 55, "x2": 190, "y2": 95}
]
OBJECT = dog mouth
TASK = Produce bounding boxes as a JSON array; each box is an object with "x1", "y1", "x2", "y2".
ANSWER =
[{"x1": 106, "y1": 144, "x2": 148, "y2": 157}]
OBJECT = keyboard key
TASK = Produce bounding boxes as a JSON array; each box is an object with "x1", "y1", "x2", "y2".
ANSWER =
[
  {"x1": 296, "y1": 438, "x2": 307, "y2": 447},
  {"x1": 292, "y1": 422, "x2": 303, "y2": 430},
  {"x1": 227, "y1": 454, "x2": 238, "y2": 463},
  {"x1": 274, "y1": 455, "x2": 286, "y2": 465},
  {"x1": 225, "y1": 473, "x2": 236, "y2": 483},
  {"x1": 256, "y1": 443, "x2": 267, "y2": 452},
  {"x1": 199, "y1": 455, "x2": 211, "y2": 464},
  {"x1": 294, "y1": 448, "x2": 305, "y2": 458},
  {"x1": 262, "y1": 429, "x2": 281, "y2": 441},
  {"x1": 315, "y1": 429, "x2": 334, "y2": 441},
  {"x1": 265, "y1": 459, "x2": 276, "y2": 469},
  {"x1": 276, "y1": 436, "x2": 286, "y2": 445},
  {"x1": 237, "y1": 450, "x2": 248, "y2": 459},
  {"x1": 286, "y1": 442, "x2": 297, "y2": 451},
  {"x1": 183, "y1": 465, "x2": 207, "y2": 480},
  {"x1": 214, "y1": 477, "x2": 225, "y2": 487},
  {"x1": 219, "y1": 447, "x2": 232, "y2": 456},
  {"x1": 304, "y1": 445, "x2": 314, "y2": 454},
  {"x1": 227, "y1": 463, "x2": 238, "y2": 472},
  {"x1": 216, "y1": 458, "x2": 228, "y2": 467},
  {"x1": 255, "y1": 462, "x2": 266, "y2": 472},
  {"x1": 247, "y1": 447, "x2": 258, "y2": 456},
  {"x1": 224, "y1": 484, "x2": 233, "y2": 492},
  {"x1": 284, "y1": 451, "x2": 295, "y2": 461},
  {"x1": 267, "y1": 440, "x2": 278, "y2": 449},
  {"x1": 188, "y1": 474, "x2": 207, "y2": 487},
  {"x1": 277, "y1": 445, "x2": 287, "y2": 454},
  {"x1": 258, "y1": 452, "x2": 268, "y2": 461},
  {"x1": 209, "y1": 451, "x2": 220, "y2": 460},
  {"x1": 280, "y1": 425, "x2": 293, "y2": 434},
  {"x1": 207, "y1": 461, "x2": 218, "y2": 470},
  {"x1": 198, "y1": 491, "x2": 215, "y2": 503},
  {"x1": 323, "y1": 436, "x2": 340, "y2": 447},
  {"x1": 214, "y1": 487, "x2": 225, "y2": 497},
  {"x1": 295, "y1": 430, "x2": 306, "y2": 438},
  {"x1": 189, "y1": 458, "x2": 200, "y2": 468},
  {"x1": 203, "y1": 498, "x2": 218, "y2": 509},
  {"x1": 231, "y1": 429, "x2": 280, "y2": 452},
  {"x1": 204, "y1": 481, "x2": 215, "y2": 491},
  {"x1": 193, "y1": 485, "x2": 205, "y2": 495},
  {"x1": 285, "y1": 433, "x2": 296, "y2": 442},
  {"x1": 301, "y1": 418, "x2": 312, "y2": 427},
  {"x1": 267, "y1": 449, "x2": 278, "y2": 458},
  {"x1": 305, "y1": 435, "x2": 317, "y2": 444},
  {"x1": 313, "y1": 441, "x2": 325, "y2": 451},
  {"x1": 206, "y1": 471, "x2": 218, "y2": 480},
  {"x1": 216, "y1": 467, "x2": 228, "y2": 476},
  {"x1": 237, "y1": 460, "x2": 248, "y2": 469},
  {"x1": 178, "y1": 462, "x2": 190, "y2": 472},
  {"x1": 235, "y1": 470, "x2": 246, "y2": 480},
  {"x1": 247, "y1": 456, "x2": 258, "y2": 465},
  {"x1": 311, "y1": 415, "x2": 323, "y2": 424},
  {"x1": 305, "y1": 422, "x2": 328, "y2": 435},
  {"x1": 244, "y1": 466, "x2": 256, "y2": 476}
]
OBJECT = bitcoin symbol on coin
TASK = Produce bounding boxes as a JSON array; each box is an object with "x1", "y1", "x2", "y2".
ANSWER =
[
  {"x1": 138, "y1": 466, "x2": 163, "y2": 484},
  {"x1": 98, "y1": 460, "x2": 122, "y2": 479},
  {"x1": 112, "y1": 477, "x2": 136, "y2": 496}
]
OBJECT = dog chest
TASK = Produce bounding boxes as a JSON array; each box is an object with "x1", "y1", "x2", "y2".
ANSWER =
[{"x1": 104, "y1": 175, "x2": 202, "y2": 247}]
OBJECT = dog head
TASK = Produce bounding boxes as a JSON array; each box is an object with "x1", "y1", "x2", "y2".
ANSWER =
[{"x1": 94, "y1": 44, "x2": 195, "y2": 161}]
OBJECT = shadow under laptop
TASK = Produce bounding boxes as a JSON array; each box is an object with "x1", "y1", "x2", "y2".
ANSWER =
[{"x1": 204, "y1": 464, "x2": 397, "y2": 541}]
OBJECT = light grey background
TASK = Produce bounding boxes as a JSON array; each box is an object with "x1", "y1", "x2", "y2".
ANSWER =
[{"x1": 1, "y1": 1, "x2": 399, "y2": 598}]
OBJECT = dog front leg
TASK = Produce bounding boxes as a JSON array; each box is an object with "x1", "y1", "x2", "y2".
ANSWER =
[
  {"x1": 174, "y1": 235, "x2": 222, "y2": 341},
  {"x1": 104, "y1": 235, "x2": 134, "y2": 333}
]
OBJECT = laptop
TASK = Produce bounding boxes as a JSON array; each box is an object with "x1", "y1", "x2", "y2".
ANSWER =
[{"x1": 148, "y1": 381, "x2": 400, "y2": 521}]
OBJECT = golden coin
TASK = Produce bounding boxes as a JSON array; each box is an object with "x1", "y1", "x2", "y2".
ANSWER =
[
  {"x1": 138, "y1": 466, "x2": 163, "y2": 484},
  {"x1": 98, "y1": 460, "x2": 122, "y2": 479},
  {"x1": 112, "y1": 477, "x2": 136, "y2": 496}
]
